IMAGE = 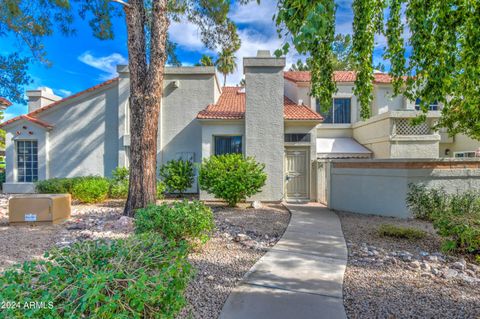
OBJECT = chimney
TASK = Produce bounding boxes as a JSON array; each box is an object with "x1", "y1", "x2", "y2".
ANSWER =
[
  {"x1": 26, "y1": 87, "x2": 61, "y2": 113},
  {"x1": 243, "y1": 50, "x2": 286, "y2": 201}
]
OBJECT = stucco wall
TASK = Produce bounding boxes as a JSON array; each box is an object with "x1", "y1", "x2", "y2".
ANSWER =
[
  {"x1": 40, "y1": 82, "x2": 119, "y2": 178},
  {"x1": 199, "y1": 121, "x2": 245, "y2": 200},
  {"x1": 244, "y1": 56, "x2": 285, "y2": 201},
  {"x1": 440, "y1": 134, "x2": 480, "y2": 158},
  {"x1": 327, "y1": 159, "x2": 480, "y2": 218},
  {"x1": 373, "y1": 85, "x2": 405, "y2": 114}
]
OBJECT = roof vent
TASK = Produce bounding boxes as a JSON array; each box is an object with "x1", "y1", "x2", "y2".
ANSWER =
[{"x1": 298, "y1": 99, "x2": 303, "y2": 105}]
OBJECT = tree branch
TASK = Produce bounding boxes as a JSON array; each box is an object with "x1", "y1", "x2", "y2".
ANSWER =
[{"x1": 111, "y1": 0, "x2": 131, "y2": 8}]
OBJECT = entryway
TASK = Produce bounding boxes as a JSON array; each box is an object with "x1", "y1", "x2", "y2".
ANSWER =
[{"x1": 284, "y1": 148, "x2": 309, "y2": 201}]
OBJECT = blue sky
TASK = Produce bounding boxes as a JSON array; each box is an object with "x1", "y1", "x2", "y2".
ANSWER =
[{"x1": 3, "y1": 0, "x2": 390, "y2": 121}]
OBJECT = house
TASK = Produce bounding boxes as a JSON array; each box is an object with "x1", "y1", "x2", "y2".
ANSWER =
[{"x1": 1, "y1": 50, "x2": 479, "y2": 203}]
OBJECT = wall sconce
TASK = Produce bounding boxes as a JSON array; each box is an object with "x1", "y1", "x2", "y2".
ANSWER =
[{"x1": 445, "y1": 148, "x2": 450, "y2": 156}]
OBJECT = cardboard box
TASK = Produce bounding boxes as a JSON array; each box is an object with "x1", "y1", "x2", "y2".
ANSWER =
[{"x1": 9, "y1": 194, "x2": 71, "y2": 225}]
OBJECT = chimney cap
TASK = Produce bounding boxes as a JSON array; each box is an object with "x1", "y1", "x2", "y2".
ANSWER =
[{"x1": 256, "y1": 50, "x2": 271, "y2": 57}]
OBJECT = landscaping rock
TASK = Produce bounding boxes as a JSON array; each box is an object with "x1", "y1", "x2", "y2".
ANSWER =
[{"x1": 250, "y1": 200, "x2": 262, "y2": 209}]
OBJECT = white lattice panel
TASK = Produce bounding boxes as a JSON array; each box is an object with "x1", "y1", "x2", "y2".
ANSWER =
[{"x1": 394, "y1": 119, "x2": 431, "y2": 135}]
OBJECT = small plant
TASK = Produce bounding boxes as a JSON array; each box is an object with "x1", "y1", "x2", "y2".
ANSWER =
[
  {"x1": 159, "y1": 159, "x2": 195, "y2": 195},
  {"x1": 0, "y1": 234, "x2": 192, "y2": 318},
  {"x1": 199, "y1": 154, "x2": 267, "y2": 207},
  {"x1": 157, "y1": 180, "x2": 166, "y2": 199},
  {"x1": 109, "y1": 167, "x2": 129, "y2": 199},
  {"x1": 35, "y1": 177, "x2": 84, "y2": 194},
  {"x1": 406, "y1": 184, "x2": 480, "y2": 254},
  {"x1": 72, "y1": 176, "x2": 110, "y2": 203},
  {"x1": 135, "y1": 200, "x2": 214, "y2": 244},
  {"x1": 378, "y1": 224, "x2": 427, "y2": 240},
  {"x1": 406, "y1": 183, "x2": 448, "y2": 221}
]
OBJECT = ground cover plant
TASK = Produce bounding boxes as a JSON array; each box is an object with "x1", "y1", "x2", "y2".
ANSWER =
[
  {"x1": 0, "y1": 234, "x2": 192, "y2": 318},
  {"x1": 199, "y1": 154, "x2": 267, "y2": 207},
  {"x1": 378, "y1": 224, "x2": 426, "y2": 240}
]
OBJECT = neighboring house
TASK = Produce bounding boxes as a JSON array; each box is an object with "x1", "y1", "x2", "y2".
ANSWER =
[
  {"x1": 1, "y1": 50, "x2": 479, "y2": 202},
  {"x1": 0, "y1": 97, "x2": 12, "y2": 160}
]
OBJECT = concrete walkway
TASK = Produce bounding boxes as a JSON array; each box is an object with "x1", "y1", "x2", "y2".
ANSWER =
[{"x1": 220, "y1": 203, "x2": 348, "y2": 319}]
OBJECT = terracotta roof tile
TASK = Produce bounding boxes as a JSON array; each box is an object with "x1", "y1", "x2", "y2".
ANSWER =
[
  {"x1": 284, "y1": 71, "x2": 398, "y2": 84},
  {"x1": 0, "y1": 78, "x2": 119, "y2": 128},
  {"x1": 197, "y1": 87, "x2": 323, "y2": 121},
  {"x1": 0, "y1": 97, "x2": 12, "y2": 107},
  {"x1": 0, "y1": 115, "x2": 54, "y2": 129}
]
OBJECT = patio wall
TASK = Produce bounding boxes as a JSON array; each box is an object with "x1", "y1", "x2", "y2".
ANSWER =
[{"x1": 322, "y1": 159, "x2": 480, "y2": 218}]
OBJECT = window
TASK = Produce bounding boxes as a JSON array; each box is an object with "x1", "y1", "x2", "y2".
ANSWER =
[
  {"x1": 214, "y1": 136, "x2": 242, "y2": 155},
  {"x1": 415, "y1": 98, "x2": 438, "y2": 111},
  {"x1": 454, "y1": 151, "x2": 479, "y2": 158},
  {"x1": 16, "y1": 140, "x2": 38, "y2": 182},
  {"x1": 317, "y1": 98, "x2": 351, "y2": 124},
  {"x1": 285, "y1": 133, "x2": 311, "y2": 143}
]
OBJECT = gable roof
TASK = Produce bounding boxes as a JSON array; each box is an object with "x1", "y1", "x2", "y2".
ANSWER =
[
  {"x1": 0, "y1": 78, "x2": 119, "y2": 129},
  {"x1": 284, "y1": 71, "x2": 396, "y2": 84},
  {"x1": 0, "y1": 97, "x2": 12, "y2": 107},
  {"x1": 197, "y1": 86, "x2": 323, "y2": 121}
]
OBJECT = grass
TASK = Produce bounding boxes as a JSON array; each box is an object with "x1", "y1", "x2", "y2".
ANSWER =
[{"x1": 378, "y1": 224, "x2": 427, "y2": 240}]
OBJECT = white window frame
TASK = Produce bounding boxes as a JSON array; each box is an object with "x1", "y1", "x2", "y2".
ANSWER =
[{"x1": 16, "y1": 140, "x2": 39, "y2": 183}]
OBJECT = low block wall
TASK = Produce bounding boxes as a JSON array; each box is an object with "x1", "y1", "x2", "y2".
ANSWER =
[{"x1": 327, "y1": 159, "x2": 480, "y2": 218}]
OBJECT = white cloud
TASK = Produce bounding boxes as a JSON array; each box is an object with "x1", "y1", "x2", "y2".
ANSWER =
[
  {"x1": 56, "y1": 89, "x2": 72, "y2": 97},
  {"x1": 78, "y1": 51, "x2": 127, "y2": 80},
  {"x1": 168, "y1": 19, "x2": 211, "y2": 53}
]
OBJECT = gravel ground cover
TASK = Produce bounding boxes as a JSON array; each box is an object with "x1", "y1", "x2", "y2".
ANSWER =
[
  {"x1": 338, "y1": 211, "x2": 480, "y2": 319},
  {"x1": 0, "y1": 195, "x2": 290, "y2": 318}
]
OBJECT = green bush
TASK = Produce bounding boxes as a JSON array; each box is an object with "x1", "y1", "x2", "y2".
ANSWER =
[
  {"x1": 0, "y1": 234, "x2": 192, "y2": 318},
  {"x1": 406, "y1": 183, "x2": 448, "y2": 220},
  {"x1": 378, "y1": 224, "x2": 427, "y2": 240},
  {"x1": 199, "y1": 154, "x2": 267, "y2": 207},
  {"x1": 135, "y1": 200, "x2": 214, "y2": 243},
  {"x1": 406, "y1": 184, "x2": 480, "y2": 254},
  {"x1": 72, "y1": 177, "x2": 110, "y2": 203},
  {"x1": 157, "y1": 180, "x2": 166, "y2": 199},
  {"x1": 35, "y1": 177, "x2": 84, "y2": 194},
  {"x1": 159, "y1": 159, "x2": 195, "y2": 195},
  {"x1": 109, "y1": 167, "x2": 130, "y2": 199}
]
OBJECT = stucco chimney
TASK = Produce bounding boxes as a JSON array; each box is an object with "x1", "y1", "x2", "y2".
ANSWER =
[
  {"x1": 243, "y1": 50, "x2": 286, "y2": 201},
  {"x1": 26, "y1": 87, "x2": 61, "y2": 113}
]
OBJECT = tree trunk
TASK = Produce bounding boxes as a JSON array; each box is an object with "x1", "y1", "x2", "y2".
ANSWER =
[
  {"x1": 123, "y1": 0, "x2": 169, "y2": 217},
  {"x1": 223, "y1": 73, "x2": 226, "y2": 87}
]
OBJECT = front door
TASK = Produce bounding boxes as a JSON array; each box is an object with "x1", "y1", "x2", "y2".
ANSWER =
[{"x1": 285, "y1": 149, "x2": 309, "y2": 201}]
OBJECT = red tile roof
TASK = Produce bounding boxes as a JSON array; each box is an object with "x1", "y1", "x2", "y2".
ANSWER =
[
  {"x1": 0, "y1": 97, "x2": 12, "y2": 107},
  {"x1": 284, "y1": 71, "x2": 397, "y2": 84},
  {"x1": 0, "y1": 78, "x2": 119, "y2": 129},
  {"x1": 197, "y1": 87, "x2": 323, "y2": 121}
]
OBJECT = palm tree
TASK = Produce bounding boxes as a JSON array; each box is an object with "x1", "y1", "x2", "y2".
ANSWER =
[
  {"x1": 199, "y1": 55, "x2": 214, "y2": 66},
  {"x1": 216, "y1": 49, "x2": 237, "y2": 87}
]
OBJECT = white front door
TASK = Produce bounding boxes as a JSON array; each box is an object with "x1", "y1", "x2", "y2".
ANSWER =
[{"x1": 285, "y1": 149, "x2": 309, "y2": 200}]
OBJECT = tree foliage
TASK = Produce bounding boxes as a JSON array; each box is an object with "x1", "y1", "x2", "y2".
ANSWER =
[
  {"x1": 198, "y1": 54, "x2": 214, "y2": 66},
  {"x1": 216, "y1": 48, "x2": 237, "y2": 87},
  {"x1": 276, "y1": 0, "x2": 480, "y2": 139},
  {"x1": 275, "y1": 0, "x2": 336, "y2": 112}
]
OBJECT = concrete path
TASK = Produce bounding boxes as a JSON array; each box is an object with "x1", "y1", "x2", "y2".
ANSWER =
[{"x1": 220, "y1": 203, "x2": 348, "y2": 319}]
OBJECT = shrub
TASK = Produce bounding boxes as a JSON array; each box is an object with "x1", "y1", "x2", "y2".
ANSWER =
[
  {"x1": 157, "y1": 180, "x2": 166, "y2": 199},
  {"x1": 431, "y1": 191, "x2": 480, "y2": 253},
  {"x1": 72, "y1": 177, "x2": 110, "y2": 203},
  {"x1": 199, "y1": 154, "x2": 267, "y2": 207},
  {"x1": 0, "y1": 234, "x2": 192, "y2": 318},
  {"x1": 159, "y1": 159, "x2": 195, "y2": 195},
  {"x1": 135, "y1": 200, "x2": 214, "y2": 243},
  {"x1": 378, "y1": 224, "x2": 427, "y2": 240},
  {"x1": 35, "y1": 177, "x2": 84, "y2": 194},
  {"x1": 109, "y1": 167, "x2": 129, "y2": 199},
  {"x1": 406, "y1": 183, "x2": 448, "y2": 220},
  {"x1": 406, "y1": 184, "x2": 480, "y2": 254}
]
